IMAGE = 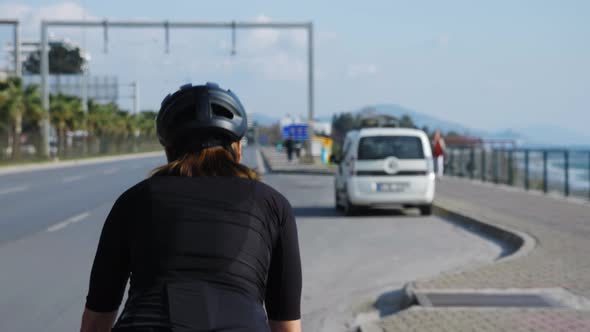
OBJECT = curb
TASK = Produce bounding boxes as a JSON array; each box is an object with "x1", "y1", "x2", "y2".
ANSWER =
[
  {"x1": 432, "y1": 198, "x2": 537, "y2": 263},
  {"x1": 358, "y1": 199, "x2": 537, "y2": 331},
  {"x1": 0, "y1": 151, "x2": 164, "y2": 176}
]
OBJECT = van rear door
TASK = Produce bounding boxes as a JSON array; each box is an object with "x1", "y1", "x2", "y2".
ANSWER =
[{"x1": 355, "y1": 136, "x2": 428, "y2": 175}]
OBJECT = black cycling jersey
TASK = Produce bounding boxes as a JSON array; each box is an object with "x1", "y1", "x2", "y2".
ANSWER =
[{"x1": 85, "y1": 176, "x2": 302, "y2": 331}]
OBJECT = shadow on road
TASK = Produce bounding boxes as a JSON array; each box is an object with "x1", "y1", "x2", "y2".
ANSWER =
[
  {"x1": 292, "y1": 206, "x2": 420, "y2": 218},
  {"x1": 374, "y1": 288, "x2": 412, "y2": 317},
  {"x1": 293, "y1": 206, "x2": 342, "y2": 217}
]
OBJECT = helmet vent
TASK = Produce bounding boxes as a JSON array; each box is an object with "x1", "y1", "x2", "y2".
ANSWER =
[{"x1": 212, "y1": 103, "x2": 234, "y2": 120}]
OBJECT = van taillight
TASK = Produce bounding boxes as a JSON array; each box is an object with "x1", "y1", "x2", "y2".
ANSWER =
[{"x1": 349, "y1": 157, "x2": 356, "y2": 176}]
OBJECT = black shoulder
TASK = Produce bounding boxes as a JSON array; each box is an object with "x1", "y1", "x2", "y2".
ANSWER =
[
  {"x1": 116, "y1": 178, "x2": 151, "y2": 204},
  {"x1": 253, "y1": 181, "x2": 290, "y2": 206},
  {"x1": 252, "y1": 180, "x2": 293, "y2": 226}
]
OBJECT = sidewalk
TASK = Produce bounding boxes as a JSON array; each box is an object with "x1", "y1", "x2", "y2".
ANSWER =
[
  {"x1": 374, "y1": 177, "x2": 590, "y2": 331},
  {"x1": 259, "y1": 150, "x2": 590, "y2": 331}
]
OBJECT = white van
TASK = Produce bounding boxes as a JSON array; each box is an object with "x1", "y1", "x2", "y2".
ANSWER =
[{"x1": 334, "y1": 127, "x2": 435, "y2": 215}]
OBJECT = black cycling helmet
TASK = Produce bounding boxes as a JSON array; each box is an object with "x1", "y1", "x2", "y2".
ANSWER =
[{"x1": 156, "y1": 82, "x2": 247, "y2": 148}]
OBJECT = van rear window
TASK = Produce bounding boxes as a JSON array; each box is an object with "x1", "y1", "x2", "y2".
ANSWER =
[{"x1": 358, "y1": 136, "x2": 424, "y2": 160}]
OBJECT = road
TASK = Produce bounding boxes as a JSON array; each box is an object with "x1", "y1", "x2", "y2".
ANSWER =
[{"x1": 0, "y1": 147, "x2": 502, "y2": 332}]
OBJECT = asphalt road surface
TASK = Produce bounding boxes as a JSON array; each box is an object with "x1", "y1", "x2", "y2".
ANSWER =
[{"x1": 0, "y1": 147, "x2": 502, "y2": 331}]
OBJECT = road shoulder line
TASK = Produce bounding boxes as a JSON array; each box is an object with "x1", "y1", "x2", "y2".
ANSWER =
[{"x1": 0, "y1": 151, "x2": 164, "y2": 176}]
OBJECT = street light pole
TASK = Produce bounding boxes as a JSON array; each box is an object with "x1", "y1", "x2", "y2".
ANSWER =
[
  {"x1": 306, "y1": 22, "x2": 315, "y2": 161},
  {"x1": 14, "y1": 21, "x2": 21, "y2": 78},
  {"x1": 40, "y1": 21, "x2": 51, "y2": 158},
  {"x1": 131, "y1": 81, "x2": 139, "y2": 114}
]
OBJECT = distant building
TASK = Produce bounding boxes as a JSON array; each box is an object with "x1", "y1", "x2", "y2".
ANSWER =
[{"x1": 444, "y1": 135, "x2": 484, "y2": 148}]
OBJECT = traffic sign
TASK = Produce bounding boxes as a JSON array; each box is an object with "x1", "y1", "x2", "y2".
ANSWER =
[{"x1": 282, "y1": 124, "x2": 309, "y2": 141}]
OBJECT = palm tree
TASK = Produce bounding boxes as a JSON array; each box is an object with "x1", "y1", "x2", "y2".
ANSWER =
[
  {"x1": 50, "y1": 94, "x2": 83, "y2": 157},
  {"x1": 0, "y1": 77, "x2": 26, "y2": 160},
  {"x1": 22, "y1": 84, "x2": 45, "y2": 157},
  {"x1": 87, "y1": 101, "x2": 121, "y2": 154}
]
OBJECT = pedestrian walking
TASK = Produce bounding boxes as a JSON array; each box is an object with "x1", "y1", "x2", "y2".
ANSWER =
[
  {"x1": 285, "y1": 135, "x2": 294, "y2": 162},
  {"x1": 433, "y1": 130, "x2": 446, "y2": 178},
  {"x1": 80, "y1": 83, "x2": 302, "y2": 332},
  {"x1": 294, "y1": 141, "x2": 302, "y2": 160}
]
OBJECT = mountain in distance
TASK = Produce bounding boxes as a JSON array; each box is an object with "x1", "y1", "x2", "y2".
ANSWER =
[
  {"x1": 251, "y1": 105, "x2": 590, "y2": 147},
  {"x1": 249, "y1": 112, "x2": 280, "y2": 126},
  {"x1": 351, "y1": 104, "x2": 590, "y2": 147},
  {"x1": 515, "y1": 125, "x2": 590, "y2": 148},
  {"x1": 352, "y1": 104, "x2": 477, "y2": 135}
]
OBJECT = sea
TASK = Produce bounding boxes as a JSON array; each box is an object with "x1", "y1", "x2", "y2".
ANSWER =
[{"x1": 514, "y1": 145, "x2": 590, "y2": 192}]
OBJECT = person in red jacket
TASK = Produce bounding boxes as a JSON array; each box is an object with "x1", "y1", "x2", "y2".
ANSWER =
[{"x1": 433, "y1": 130, "x2": 446, "y2": 177}]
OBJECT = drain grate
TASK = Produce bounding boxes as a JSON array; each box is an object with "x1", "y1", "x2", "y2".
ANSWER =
[{"x1": 416, "y1": 292, "x2": 565, "y2": 308}]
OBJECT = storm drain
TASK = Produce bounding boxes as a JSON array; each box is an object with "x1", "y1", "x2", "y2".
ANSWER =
[{"x1": 413, "y1": 288, "x2": 590, "y2": 309}]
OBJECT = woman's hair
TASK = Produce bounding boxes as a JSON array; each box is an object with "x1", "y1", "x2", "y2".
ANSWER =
[{"x1": 150, "y1": 141, "x2": 259, "y2": 180}]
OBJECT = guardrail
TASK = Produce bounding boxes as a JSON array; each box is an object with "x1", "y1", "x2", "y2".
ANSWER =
[{"x1": 446, "y1": 147, "x2": 590, "y2": 200}]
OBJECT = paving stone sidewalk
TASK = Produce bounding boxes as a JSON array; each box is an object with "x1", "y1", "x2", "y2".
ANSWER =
[
  {"x1": 259, "y1": 148, "x2": 590, "y2": 331},
  {"x1": 373, "y1": 178, "x2": 590, "y2": 331}
]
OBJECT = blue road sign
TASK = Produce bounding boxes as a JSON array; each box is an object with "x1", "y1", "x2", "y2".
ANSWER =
[{"x1": 282, "y1": 124, "x2": 308, "y2": 141}]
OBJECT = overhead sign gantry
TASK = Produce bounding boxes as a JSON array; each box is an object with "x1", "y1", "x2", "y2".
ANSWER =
[{"x1": 39, "y1": 19, "x2": 315, "y2": 158}]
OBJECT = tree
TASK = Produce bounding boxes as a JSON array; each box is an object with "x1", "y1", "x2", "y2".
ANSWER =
[
  {"x1": 331, "y1": 112, "x2": 361, "y2": 156},
  {"x1": 23, "y1": 41, "x2": 86, "y2": 75},
  {"x1": 132, "y1": 111, "x2": 158, "y2": 137},
  {"x1": 20, "y1": 84, "x2": 45, "y2": 158},
  {"x1": 446, "y1": 130, "x2": 461, "y2": 137},
  {"x1": 50, "y1": 94, "x2": 84, "y2": 156},
  {"x1": 0, "y1": 79, "x2": 46, "y2": 160},
  {"x1": 399, "y1": 114, "x2": 417, "y2": 129},
  {"x1": 0, "y1": 77, "x2": 25, "y2": 159}
]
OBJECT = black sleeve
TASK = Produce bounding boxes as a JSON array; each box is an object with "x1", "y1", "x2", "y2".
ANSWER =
[
  {"x1": 85, "y1": 190, "x2": 133, "y2": 312},
  {"x1": 265, "y1": 197, "x2": 302, "y2": 321}
]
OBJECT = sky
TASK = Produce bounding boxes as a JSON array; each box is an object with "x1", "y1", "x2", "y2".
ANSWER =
[{"x1": 1, "y1": 0, "x2": 589, "y2": 138}]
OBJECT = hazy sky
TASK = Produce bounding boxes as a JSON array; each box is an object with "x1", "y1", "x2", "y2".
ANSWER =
[{"x1": 1, "y1": 0, "x2": 589, "y2": 135}]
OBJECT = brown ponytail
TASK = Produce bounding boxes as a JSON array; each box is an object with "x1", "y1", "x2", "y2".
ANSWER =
[{"x1": 150, "y1": 141, "x2": 259, "y2": 180}]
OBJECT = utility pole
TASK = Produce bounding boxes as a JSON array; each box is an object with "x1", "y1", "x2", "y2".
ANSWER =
[
  {"x1": 131, "y1": 81, "x2": 139, "y2": 114},
  {"x1": 306, "y1": 22, "x2": 315, "y2": 162},
  {"x1": 14, "y1": 21, "x2": 21, "y2": 78},
  {"x1": 40, "y1": 21, "x2": 51, "y2": 158}
]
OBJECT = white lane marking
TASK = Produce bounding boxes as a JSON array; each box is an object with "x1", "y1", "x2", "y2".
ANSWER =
[
  {"x1": 0, "y1": 185, "x2": 29, "y2": 195},
  {"x1": 62, "y1": 175, "x2": 85, "y2": 183},
  {"x1": 103, "y1": 167, "x2": 120, "y2": 175},
  {"x1": 47, "y1": 212, "x2": 91, "y2": 232}
]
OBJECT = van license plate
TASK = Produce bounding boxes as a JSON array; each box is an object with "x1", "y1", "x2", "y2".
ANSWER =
[{"x1": 376, "y1": 182, "x2": 409, "y2": 192}]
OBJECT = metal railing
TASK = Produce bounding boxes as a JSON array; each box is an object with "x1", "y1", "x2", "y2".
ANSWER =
[{"x1": 446, "y1": 147, "x2": 590, "y2": 200}]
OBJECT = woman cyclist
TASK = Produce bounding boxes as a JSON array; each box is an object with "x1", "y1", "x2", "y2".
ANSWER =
[{"x1": 80, "y1": 83, "x2": 302, "y2": 332}]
